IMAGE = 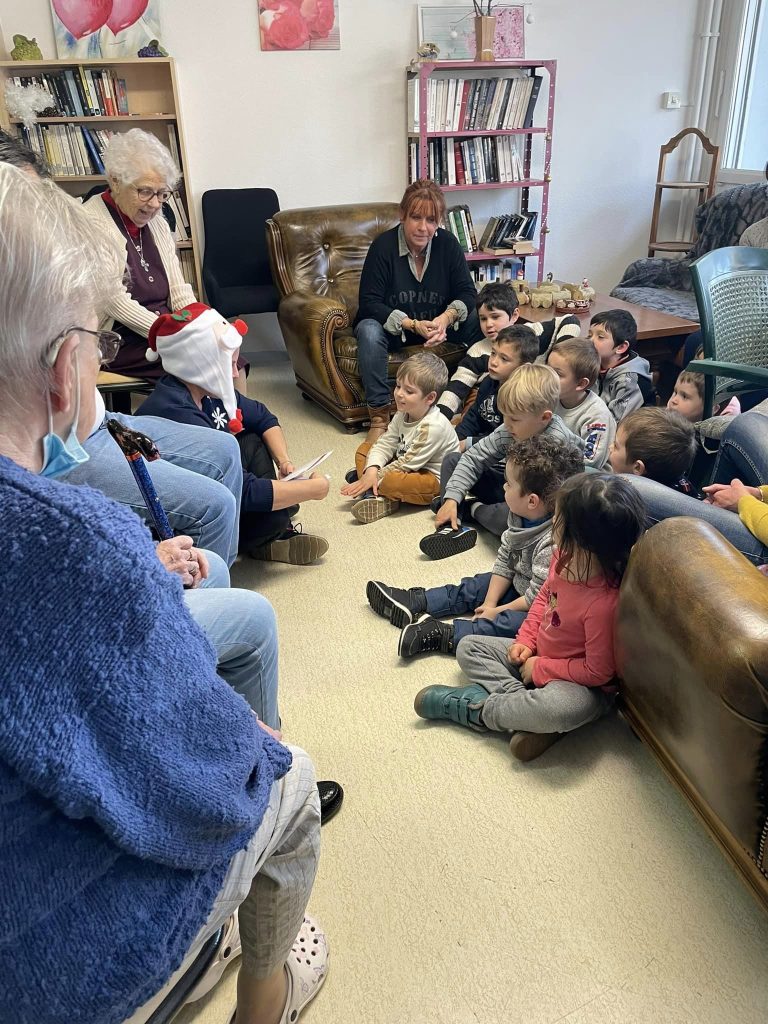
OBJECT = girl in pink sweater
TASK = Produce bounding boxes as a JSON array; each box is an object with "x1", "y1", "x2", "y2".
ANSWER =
[{"x1": 414, "y1": 473, "x2": 646, "y2": 761}]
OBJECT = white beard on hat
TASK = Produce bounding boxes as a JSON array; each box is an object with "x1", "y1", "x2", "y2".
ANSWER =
[{"x1": 151, "y1": 307, "x2": 241, "y2": 420}]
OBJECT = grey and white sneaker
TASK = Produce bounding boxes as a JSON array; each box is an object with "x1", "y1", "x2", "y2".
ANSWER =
[
  {"x1": 351, "y1": 495, "x2": 401, "y2": 523},
  {"x1": 366, "y1": 580, "x2": 427, "y2": 628}
]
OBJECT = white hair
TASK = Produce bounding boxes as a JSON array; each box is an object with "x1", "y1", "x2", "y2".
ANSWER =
[
  {"x1": 103, "y1": 128, "x2": 180, "y2": 188},
  {"x1": 0, "y1": 163, "x2": 116, "y2": 412}
]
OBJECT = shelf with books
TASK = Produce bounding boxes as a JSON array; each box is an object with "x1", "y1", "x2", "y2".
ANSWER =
[
  {"x1": 0, "y1": 56, "x2": 201, "y2": 296},
  {"x1": 407, "y1": 59, "x2": 556, "y2": 282}
]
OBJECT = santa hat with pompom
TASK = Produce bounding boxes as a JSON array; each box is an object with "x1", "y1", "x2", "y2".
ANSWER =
[{"x1": 147, "y1": 303, "x2": 247, "y2": 423}]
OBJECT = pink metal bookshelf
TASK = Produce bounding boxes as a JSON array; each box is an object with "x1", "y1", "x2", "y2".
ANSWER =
[{"x1": 407, "y1": 59, "x2": 557, "y2": 281}]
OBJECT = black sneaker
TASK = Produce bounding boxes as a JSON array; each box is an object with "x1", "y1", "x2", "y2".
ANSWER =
[
  {"x1": 419, "y1": 525, "x2": 477, "y2": 560},
  {"x1": 366, "y1": 580, "x2": 427, "y2": 628},
  {"x1": 430, "y1": 495, "x2": 442, "y2": 514},
  {"x1": 344, "y1": 467, "x2": 358, "y2": 484},
  {"x1": 398, "y1": 615, "x2": 455, "y2": 658}
]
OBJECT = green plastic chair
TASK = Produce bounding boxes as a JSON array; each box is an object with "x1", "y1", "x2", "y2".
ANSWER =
[{"x1": 689, "y1": 246, "x2": 768, "y2": 417}]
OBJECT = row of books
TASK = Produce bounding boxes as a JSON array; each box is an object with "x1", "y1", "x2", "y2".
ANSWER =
[
  {"x1": 21, "y1": 122, "x2": 114, "y2": 176},
  {"x1": 178, "y1": 248, "x2": 196, "y2": 284},
  {"x1": 408, "y1": 74, "x2": 542, "y2": 133},
  {"x1": 413, "y1": 136, "x2": 527, "y2": 187},
  {"x1": 444, "y1": 204, "x2": 478, "y2": 253},
  {"x1": 478, "y1": 212, "x2": 538, "y2": 251},
  {"x1": 9, "y1": 69, "x2": 130, "y2": 118}
]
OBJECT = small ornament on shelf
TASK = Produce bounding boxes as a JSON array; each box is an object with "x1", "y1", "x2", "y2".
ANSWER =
[
  {"x1": 138, "y1": 38, "x2": 169, "y2": 58},
  {"x1": 10, "y1": 34, "x2": 43, "y2": 60},
  {"x1": 4, "y1": 81, "x2": 56, "y2": 128}
]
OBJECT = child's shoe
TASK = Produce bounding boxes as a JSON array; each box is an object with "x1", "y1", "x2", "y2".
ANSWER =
[
  {"x1": 413, "y1": 683, "x2": 487, "y2": 731},
  {"x1": 248, "y1": 524, "x2": 329, "y2": 565},
  {"x1": 366, "y1": 581, "x2": 427, "y2": 627},
  {"x1": 429, "y1": 495, "x2": 442, "y2": 514},
  {"x1": 398, "y1": 615, "x2": 454, "y2": 658},
  {"x1": 344, "y1": 467, "x2": 358, "y2": 484},
  {"x1": 419, "y1": 524, "x2": 477, "y2": 560},
  {"x1": 508, "y1": 731, "x2": 562, "y2": 761},
  {"x1": 352, "y1": 495, "x2": 401, "y2": 523}
]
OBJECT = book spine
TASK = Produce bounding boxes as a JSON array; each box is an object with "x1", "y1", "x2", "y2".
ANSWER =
[
  {"x1": 454, "y1": 141, "x2": 466, "y2": 186},
  {"x1": 523, "y1": 75, "x2": 542, "y2": 129},
  {"x1": 167, "y1": 124, "x2": 181, "y2": 167},
  {"x1": 447, "y1": 136, "x2": 456, "y2": 186},
  {"x1": 461, "y1": 205, "x2": 478, "y2": 250}
]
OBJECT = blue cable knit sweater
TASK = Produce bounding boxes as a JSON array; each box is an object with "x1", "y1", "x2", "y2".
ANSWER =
[{"x1": 0, "y1": 455, "x2": 292, "y2": 1024}]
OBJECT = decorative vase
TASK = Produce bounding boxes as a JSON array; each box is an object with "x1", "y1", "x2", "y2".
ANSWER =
[{"x1": 474, "y1": 15, "x2": 496, "y2": 61}]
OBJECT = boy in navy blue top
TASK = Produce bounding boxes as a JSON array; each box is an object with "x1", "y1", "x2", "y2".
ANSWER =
[
  {"x1": 136, "y1": 303, "x2": 330, "y2": 564},
  {"x1": 455, "y1": 325, "x2": 539, "y2": 450}
]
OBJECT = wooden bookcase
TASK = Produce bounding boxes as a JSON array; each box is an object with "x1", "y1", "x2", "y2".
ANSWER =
[
  {"x1": 407, "y1": 59, "x2": 556, "y2": 283},
  {"x1": 0, "y1": 57, "x2": 201, "y2": 297}
]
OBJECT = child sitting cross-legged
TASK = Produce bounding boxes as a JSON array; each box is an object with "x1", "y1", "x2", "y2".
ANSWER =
[
  {"x1": 422, "y1": 362, "x2": 583, "y2": 559},
  {"x1": 455, "y1": 325, "x2": 539, "y2": 450},
  {"x1": 437, "y1": 281, "x2": 580, "y2": 420},
  {"x1": 340, "y1": 351, "x2": 459, "y2": 523},
  {"x1": 588, "y1": 309, "x2": 654, "y2": 421},
  {"x1": 414, "y1": 473, "x2": 646, "y2": 762},
  {"x1": 545, "y1": 338, "x2": 616, "y2": 469},
  {"x1": 366, "y1": 435, "x2": 583, "y2": 660},
  {"x1": 608, "y1": 407, "x2": 698, "y2": 494}
]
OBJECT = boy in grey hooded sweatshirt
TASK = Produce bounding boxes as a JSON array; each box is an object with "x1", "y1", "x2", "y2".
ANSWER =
[
  {"x1": 365, "y1": 435, "x2": 584, "y2": 657},
  {"x1": 588, "y1": 309, "x2": 654, "y2": 422}
]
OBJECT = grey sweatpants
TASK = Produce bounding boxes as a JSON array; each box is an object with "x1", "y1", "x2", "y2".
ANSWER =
[{"x1": 456, "y1": 636, "x2": 614, "y2": 734}]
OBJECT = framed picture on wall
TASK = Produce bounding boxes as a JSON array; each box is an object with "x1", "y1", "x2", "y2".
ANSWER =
[
  {"x1": 258, "y1": 0, "x2": 341, "y2": 51},
  {"x1": 49, "y1": 1, "x2": 165, "y2": 59},
  {"x1": 417, "y1": 5, "x2": 525, "y2": 60}
]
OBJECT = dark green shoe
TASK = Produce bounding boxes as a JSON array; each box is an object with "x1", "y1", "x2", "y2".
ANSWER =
[{"x1": 413, "y1": 683, "x2": 488, "y2": 731}]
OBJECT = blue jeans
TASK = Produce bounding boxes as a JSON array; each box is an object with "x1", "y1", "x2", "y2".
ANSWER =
[
  {"x1": 185, "y1": 551, "x2": 280, "y2": 729},
  {"x1": 624, "y1": 475, "x2": 768, "y2": 566},
  {"x1": 62, "y1": 413, "x2": 243, "y2": 566},
  {"x1": 711, "y1": 408, "x2": 768, "y2": 487},
  {"x1": 355, "y1": 310, "x2": 481, "y2": 408},
  {"x1": 426, "y1": 571, "x2": 528, "y2": 642}
]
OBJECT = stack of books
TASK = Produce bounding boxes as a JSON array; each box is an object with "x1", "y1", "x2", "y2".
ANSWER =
[
  {"x1": 408, "y1": 73, "x2": 542, "y2": 133},
  {"x1": 421, "y1": 136, "x2": 525, "y2": 186},
  {"x1": 478, "y1": 212, "x2": 538, "y2": 253},
  {"x1": 445, "y1": 204, "x2": 478, "y2": 252},
  {"x1": 8, "y1": 69, "x2": 130, "y2": 118},
  {"x1": 21, "y1": 123, "x2": 114, "y2": 176}
]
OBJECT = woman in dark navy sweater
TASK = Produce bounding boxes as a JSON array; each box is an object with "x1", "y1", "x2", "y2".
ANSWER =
[{"x1": 354, "y1": 179, "x2": 479, "y2": 441}]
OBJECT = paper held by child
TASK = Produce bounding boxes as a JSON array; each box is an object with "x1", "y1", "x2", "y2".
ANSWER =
[{"x1": 284, "y1": 451, "x2": 333, "y2": 480}]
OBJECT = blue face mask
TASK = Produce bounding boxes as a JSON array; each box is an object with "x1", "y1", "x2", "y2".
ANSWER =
[{"x1": 40, "y1": 352, "x2": 90, "y2": 478}]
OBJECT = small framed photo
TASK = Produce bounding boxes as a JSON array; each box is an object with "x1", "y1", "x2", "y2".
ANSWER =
[{"x1": 417, "y1": 5, "x2": 525, "y2": 61}]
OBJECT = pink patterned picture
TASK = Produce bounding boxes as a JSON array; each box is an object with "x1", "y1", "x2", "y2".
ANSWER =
[{"x1": 258, "y1": 0, "x2": 340, "y2": 51}]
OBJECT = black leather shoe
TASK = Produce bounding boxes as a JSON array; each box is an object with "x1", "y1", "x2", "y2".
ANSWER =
[
  {"x1": 318, "y1": 780, "x2": 343, "y2": 825},
  {"x1": 344, "y1": 468, "x2": 358, "y2": 484}
]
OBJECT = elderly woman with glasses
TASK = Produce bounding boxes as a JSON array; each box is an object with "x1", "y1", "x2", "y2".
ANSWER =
[
  {"x1": 0, "y1": 162, "x2": 329, "y2": 1024},
  {"x1": 83, "y1": 127, "x2": 222, "y2": 381}
]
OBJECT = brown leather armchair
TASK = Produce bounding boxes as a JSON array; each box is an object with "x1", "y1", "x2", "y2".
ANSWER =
[
  {"x1": 266, "y1": 203, "x2": 467, "y2": 430},
  {"x1": 618, "y1": 517, "x2": 768, "y2": 912}
]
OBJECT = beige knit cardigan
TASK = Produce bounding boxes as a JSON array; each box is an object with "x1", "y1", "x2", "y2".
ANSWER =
[{"x1": 82, "y1": 195, "x2": 196, "y2": 337}]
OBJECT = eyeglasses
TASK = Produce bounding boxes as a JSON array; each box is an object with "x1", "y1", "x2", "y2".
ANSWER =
[
  {"x1": 47, "y1": 326, "x2": 122, "y2": 367},
  {"x1": 133, "y1": 186, "x2": 172, "y2": 203}
]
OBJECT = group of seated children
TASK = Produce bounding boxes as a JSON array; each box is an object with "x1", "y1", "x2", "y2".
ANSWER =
[{"x1": 336, "y1": 283, "x2": 730, "y2": 762}]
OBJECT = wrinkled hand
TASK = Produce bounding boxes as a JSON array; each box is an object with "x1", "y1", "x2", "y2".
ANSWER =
[
  {"x1": 473, "y1": 603, "x2": 499, "y2": 620},
  {"x1": 520, "y1": 655, "x2": 538, "y2": 684},
  {"x1": 255, "y1": 717, "x2": 283, "y2": 742},
  {"x1": 156, "y1": 536, "x2": 208, "y2": 589},
  {"x1": 341, "y1": 467, "x2": 378, "y2": 499},
  {"x1": 434, "y1": 499, "x2": 459, "y2": 530},
  {"x1": 508, "y1": 642, "x2": 533, "y2": 666},
  {"x1": 702, "y1": 478, "x2": 756, "y2": 511}
]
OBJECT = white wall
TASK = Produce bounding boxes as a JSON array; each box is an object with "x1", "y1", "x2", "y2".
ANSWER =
[{"x1": 2, "y1": 0, "x2": 700, "y2": 291}]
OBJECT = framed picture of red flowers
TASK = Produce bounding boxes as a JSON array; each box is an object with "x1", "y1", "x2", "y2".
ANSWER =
[{"x1": 258, "y1": 0, "x2": 340, "y2": 51}]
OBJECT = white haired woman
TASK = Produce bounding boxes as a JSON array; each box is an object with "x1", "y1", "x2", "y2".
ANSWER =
[
  {"x1": 0, "y1": 163, "x2": 328, "y2": 1024},
  {"x1": 83, "y1": 128, "x2": 246, "y2": 383}
]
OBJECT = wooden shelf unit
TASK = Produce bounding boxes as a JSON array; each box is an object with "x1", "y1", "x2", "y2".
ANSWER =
[
  {"x1": 647, "y1": 127, "x2": 719, "y2": 257},
  {"x1": 407, "y1": 59, "x2": 556, "y2": 282},
  {"x1": 0, "y1": 57, "x2": 201, "y2": 296}
]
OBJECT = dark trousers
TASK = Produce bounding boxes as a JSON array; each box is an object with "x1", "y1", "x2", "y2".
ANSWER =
[
  {"x1": 237, "y1": 432, "x2": 291, "y2": 551},
  {"x1": 439, "y1": 451, "x2": 506, "y2": 507},
  {"x1": 426, "y1": 571, "x2": 528, "y2": 642}
]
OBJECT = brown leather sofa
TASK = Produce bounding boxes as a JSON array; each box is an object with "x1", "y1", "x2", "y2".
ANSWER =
[
  {"x1": 618, "y1": 516, "x2": 768, "y2": 912},
  {"x1": 266, "y1": 203, "x2": 467, "y2": 430}
]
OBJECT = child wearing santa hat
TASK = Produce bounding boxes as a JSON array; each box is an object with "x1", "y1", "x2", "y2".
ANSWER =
[{"x1": 136, "y1": 303, "x2": 330, "y2": 565}]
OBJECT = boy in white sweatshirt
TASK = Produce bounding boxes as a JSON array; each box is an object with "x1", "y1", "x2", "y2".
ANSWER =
[
  {"x1": 544, "y1": 338, "x2": 616, "y2": 469},
  {"x1": 341, "y1": 352, "x2": 460, "y2": 523}
]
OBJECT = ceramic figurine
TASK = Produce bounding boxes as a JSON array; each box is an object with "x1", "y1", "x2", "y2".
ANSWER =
[
  {"x1": 11, "y1": 34, "x2": 43, "y2": 61},
  {"x1": 138, "y1": 38, "x2": 169, "y2": 58}
]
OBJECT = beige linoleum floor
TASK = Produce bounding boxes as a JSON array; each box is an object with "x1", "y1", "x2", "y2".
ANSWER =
[{"x1": 178, "y1": 360, "x2": 768, "y2": 1024}]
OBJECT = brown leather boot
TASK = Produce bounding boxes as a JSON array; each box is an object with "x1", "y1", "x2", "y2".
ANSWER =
[{"x1": 365, "y1": 405, "x2": 390, "y2": 444}]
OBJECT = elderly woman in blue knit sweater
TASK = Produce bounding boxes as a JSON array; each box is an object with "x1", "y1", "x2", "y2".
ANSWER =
[{"x1": 0, "y1": 167, "x2": 329, "y2": 1023}]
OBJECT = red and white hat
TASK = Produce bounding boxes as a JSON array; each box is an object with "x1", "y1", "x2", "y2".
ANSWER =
[{"x1": 147, "y1": 303, "x2": 247, "y2": 421}]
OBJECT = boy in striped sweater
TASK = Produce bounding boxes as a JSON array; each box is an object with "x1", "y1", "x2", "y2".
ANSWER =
[{"x1": 437, "y1": 282, "x2": 580, "y2": 420}]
